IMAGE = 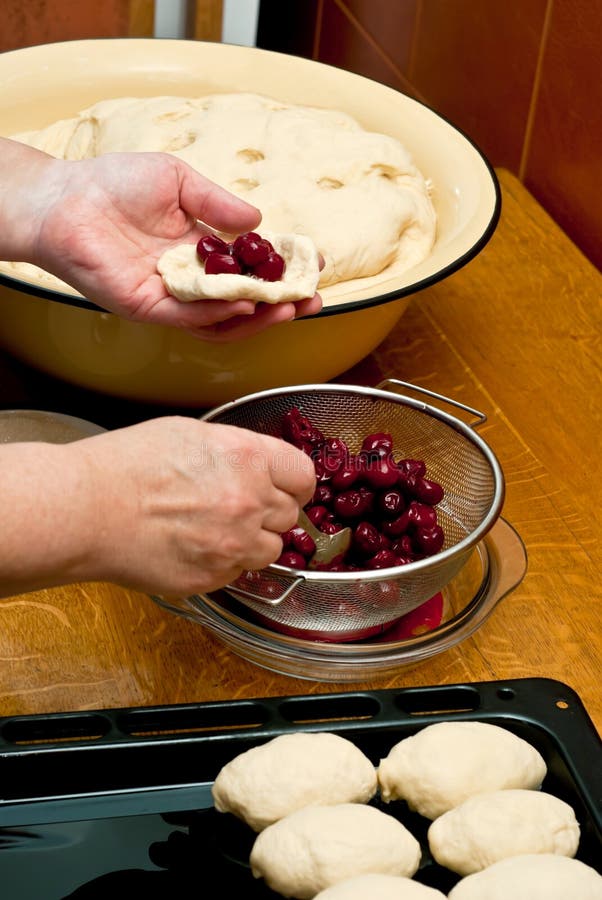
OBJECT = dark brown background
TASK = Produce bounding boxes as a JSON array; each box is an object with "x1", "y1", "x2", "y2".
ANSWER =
[
  {"x1": 2, "y1": 0, "x2": 600, "y2": 272},
  {"x1": 259, "y1": 0, "x2": 602, "y2": 275}
]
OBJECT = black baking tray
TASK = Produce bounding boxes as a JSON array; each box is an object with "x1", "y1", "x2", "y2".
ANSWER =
[{"x1": 0, "y1": 678, "x2": 600, "y2": 898}]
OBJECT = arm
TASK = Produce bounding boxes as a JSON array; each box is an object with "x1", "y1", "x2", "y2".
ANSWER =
[
  {"x1": 0, "y1": 418, "x2": 315, "y2": 599},
  {"x1": 0, "y1": 137, "x2": 321, "y2": 340}
]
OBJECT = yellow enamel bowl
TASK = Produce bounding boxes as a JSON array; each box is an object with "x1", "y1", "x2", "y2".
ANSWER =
[{"x1": 0, "y1": 39, "x2": 499, "y2": 407}]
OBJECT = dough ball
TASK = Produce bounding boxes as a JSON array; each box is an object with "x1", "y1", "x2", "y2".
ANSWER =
[
  {"x1": 212, "y1": 732, "x2": 377, "y2": 832},
  {"x1": 378, "y1": 722, "x2": 547, "y2": 819},
  {"x1": 313, "y1": 874, "x2": 447, "y2": 899},
  {"x1": 428, "y1": 789, "x2": 580, "y2": 875},
  {"x1": 250, "y1": 803, "x2": 422, "y2": 899},
  {"x1": 158, "y1": 231, "x2": 320, "y2": 303},
  {"x1": 447, "y1": 854, "x2": 602, "y2": 900}
]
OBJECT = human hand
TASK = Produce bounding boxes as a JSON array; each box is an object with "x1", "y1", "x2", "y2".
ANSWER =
[
  {"x1": 69, "y1": 417, "x2": 316, "y2": 596},
  {"x1": 6, "y1": 140, "x2": 322, "y2": 339}
]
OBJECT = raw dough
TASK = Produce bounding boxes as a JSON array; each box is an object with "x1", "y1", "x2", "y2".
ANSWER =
[
  {"x1": 249, "y1": 802, "x2": 422, "y2": 899},
  {"x1": 428, "y1": 789, "x2": 580, "y2": 875},
  {"x1": 6, "y1": 93, "x2": 436, "y2": 295},
  {"x1": 447, "y1": 854, "x2": 602, "y2": 900},
  {"x1": 158, "y1": 231, "x2": 320, "y2": 303},
  {"x1": 313, "y1": 874, "x2": 447, "y2": 899},
  {"x1": 378, "y1": 722, "x2": 547, "y2": 819},
  {"x1": 212, "y1": 731, "x2": 377, "y2": 832}
]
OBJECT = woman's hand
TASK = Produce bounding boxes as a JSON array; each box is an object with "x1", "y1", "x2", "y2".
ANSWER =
[
  {"x1": 1, "y1": 138, "x2": 322, "y2": 339},
  {"x1": 0, "y1": 418, "x2": 316, "y2": 599}
]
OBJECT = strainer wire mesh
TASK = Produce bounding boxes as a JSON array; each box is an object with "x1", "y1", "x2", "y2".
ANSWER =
[{"x1": 202, "y1": 385, "x2": 503, "y2": 637}]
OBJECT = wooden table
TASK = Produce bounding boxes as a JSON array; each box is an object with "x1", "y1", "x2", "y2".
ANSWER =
[{"x1": 1, "y1": 170, "x2": 600, "y2": 733}]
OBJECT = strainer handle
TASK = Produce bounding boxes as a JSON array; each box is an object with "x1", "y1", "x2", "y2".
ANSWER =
[
  {"x1": 376, "y1": 379, "x2": 487, "y2": 428},
  {"x1": 151, "y1": 593, "x2": 211, "y2": 625},
  {"x1": 224, "y1": 575, "x2": 305, "y2": 607}
]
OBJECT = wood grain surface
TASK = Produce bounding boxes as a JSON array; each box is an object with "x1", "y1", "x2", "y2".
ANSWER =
[{"x1": 0, "y1": 170, "x2": 600, "y2": 732}]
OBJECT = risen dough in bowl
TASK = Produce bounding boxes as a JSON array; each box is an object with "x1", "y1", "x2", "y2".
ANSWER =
[
  {"x1": 427, "y1": 789, "x2": 580, "y2": 875},
  {"x1": 250, "y1": 803, "x2": 421, "y2": 899},
  {"x1": 447, "y1": 854, "x2": 602, "y2": 900},
  {"x1": 5, "y1": 92, "x2": 436, "y2": 297},
  {"x1": 212, "y1": 731, "x2": 377, "y2": 832},
  {"x1": 378, "y1": 721, "x2": 547, "y2": 820}
]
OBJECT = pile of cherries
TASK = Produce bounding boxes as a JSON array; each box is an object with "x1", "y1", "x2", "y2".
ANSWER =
[
  {"x1": 197, "y1": 231, "x2": 286, "y2": 281},
  {"x1": 278, "y1": 406, "x2": 446, "y2": 572}
]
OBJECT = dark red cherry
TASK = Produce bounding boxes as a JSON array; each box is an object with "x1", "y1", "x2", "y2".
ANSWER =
[
  {"x1": 305, "y1": 505, "x2": 329, "y2": 527},
  {"x1": 313, "y1": 448, "x2": 342, "y2": 482},
  {"x1": 414, "y1": 524, "x2": 445, "y2": 555},
  {"x1": 391, "y1": 534, "x2": 415, "y2": 557},
  {"x1": 253, "y1": 251, "x2": 286, "y2": 282},
  {"x1": 408, "y1": 501, "x2": 438, "y2": 529},
  {"x1": 362, "y1": 456, "x2": 399, "y2": 489},
  {"x1": 367, "y1": 550, "x2": 403, "y2": 570},
  {"x1": 232, "y1": 232, "x2": 273, "y2": 266},
  {"x1": 204, "y1": 252, "x2": 242, "y2": 275},
  {"x1": 334, "y1": 487, "x2": 375, "y2": 521},
  {"x1": 352, "y1": 521, "x2": 383, "y2": 557},
  {"x1": 331, "y1": 460, "x2": 360, "y2": 491},
  {"x1": 361, "y1": 432, "x2": 394, "y2": 457},
  {"x1": 281, "y1": 408, "x2": 324, "y2": 450},
  {"x1": 396, "y1": 458, "x2": 427, "y2": 478},
  {"x1": 313, "y1": 553, "x2": 347, "y2": 571},
  {"x1": 313, "y1": 438, "x2": 349, "y2": 481},
  {"x1": 276, "y1": 550, "x2": 307, "y2": 569},
  {"x1": 323, "y1": 437, "x2": 350, "y2": 462},
  {"x1": 311, "y1": 484, "x2": 335, "y2": 507},
  {"x1": 319, "y1": 521, "x2": 344, "y2": 535},
  {"x1": 287, "y1": 526, "x2": 317, "y2": 559},
  {"x1": 381, "y1": 510, "x2": 411, "y2": 537},
  {"x1": 280, "y1": 528, "x2": 296, "y2": 549},
  {"x1": 377, "y1": 489, "x2": 406, "y2": 518},
  {"x1": 196, "y1": 233, "x2": 229, "y2": 261},
  {"x1": 406, "y1": 476, "x2": 445, "y2": 505},
  {"x1": 306, "y1": 426, "x2": 326, "y2": 448}
]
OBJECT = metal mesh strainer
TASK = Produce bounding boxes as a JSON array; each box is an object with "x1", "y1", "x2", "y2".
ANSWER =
[{"x1": 200, "y1": 381, "x2": 504, "y2": 641}]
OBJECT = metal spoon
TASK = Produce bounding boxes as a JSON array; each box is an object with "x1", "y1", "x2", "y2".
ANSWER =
[{"x1": 297, "y1": 508, "x2": 352, "y2": 568}]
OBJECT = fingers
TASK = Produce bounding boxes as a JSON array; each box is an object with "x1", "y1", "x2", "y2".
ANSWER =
[
  {"x1": 196, "y1": 300, "x2": 298, "y2": 339},
  {"x1": 130, "y1": 278, "x2": 257, "y2": 327},
  {"x1": 181, "y1": 537, "x2": 283, "y2": 594},
  {"x1": 257, "y1": 434, "x2": 316, "y2": 509},
  {"x1": 164, "y1": 294, "x2": 258, "y2": 327},
  {"x1": 288, "y1": 293, "x2": 323, "y2": 319},
  {"x1": 184, "y1": 293, "x2": 323, "y2": 343},
  {"x1": 178, "y1": 162, "x2": 261, "y2": 234},
  {"x1": 135, "y1": 278, "x2": 321, "y2": 338},
  {"x1": 261, "y1": 490, "x2": 302, "y2": 535},
  {"x1": 237, "y1": 531, "x2": 284, "y2": 573}
]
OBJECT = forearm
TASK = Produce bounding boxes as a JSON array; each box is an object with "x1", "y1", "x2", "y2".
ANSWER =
[
  {"x1": 0, "y1": 441, "x2": 100, "y2": 598},
  {"x1": 0, "y1": 136, "x2": 66, "y2": 263}
]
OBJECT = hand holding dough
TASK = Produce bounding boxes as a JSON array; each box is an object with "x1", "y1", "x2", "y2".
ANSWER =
[{"x1": 158, "y1": 231, "x2": 320, "y2": 303}]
